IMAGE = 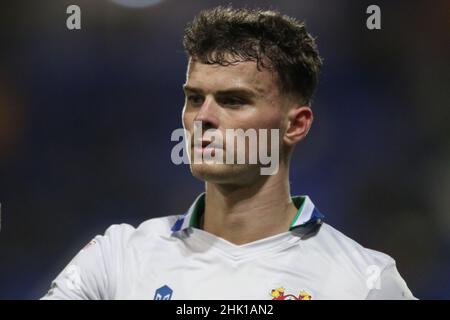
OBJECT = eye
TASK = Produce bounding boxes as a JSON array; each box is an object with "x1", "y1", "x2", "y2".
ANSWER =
[
  {"x1": 187, "y1": 94, "x2": 204, "y2": 106},
  {"x1": 220, "y1": 97, "x2": 246, "y2": 108}
]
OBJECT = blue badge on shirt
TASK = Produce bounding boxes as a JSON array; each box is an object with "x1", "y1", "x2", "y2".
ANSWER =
[{"x1": 153, "y1": 285, "x2": 173, "y2": 300}]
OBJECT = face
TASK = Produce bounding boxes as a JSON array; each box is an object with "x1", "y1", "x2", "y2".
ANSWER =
[{"x1": 182, "y1": 58, "x2": 307, "y2": 186}]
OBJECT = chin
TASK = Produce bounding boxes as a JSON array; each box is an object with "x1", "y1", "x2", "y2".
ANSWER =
[
  {"x1": 190, "y1": 163, "x2": 233, "y2": 182},
  {"x1": 190, "y1": 163, "x2": 260, "y2": 185}
]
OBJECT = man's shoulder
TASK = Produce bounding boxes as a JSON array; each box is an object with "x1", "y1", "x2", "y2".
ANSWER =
[
  {"x1": 97, "y1": 215, "x2": 179, "y2": 246},
  {"x1": 101, "y1": 215, "x2": 178, "y2": 238},
  {"x1": 310, "y1": 222, "x2": 396, "y2": 271},
  {"x1": 300, "y1": 223, "x2": 415, "y2": 299}
]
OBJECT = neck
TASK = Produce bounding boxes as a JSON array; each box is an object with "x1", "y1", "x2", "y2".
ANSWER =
[{"x1": 202, "y1": 165, "x2": 298, "y2": 245}]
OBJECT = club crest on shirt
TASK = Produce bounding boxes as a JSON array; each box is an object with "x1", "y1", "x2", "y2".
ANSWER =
[{"x1": 270, "y1": 287, "x2": 312, "y2": 300}]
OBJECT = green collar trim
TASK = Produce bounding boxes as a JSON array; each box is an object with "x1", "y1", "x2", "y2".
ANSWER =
[{"x1": 185, "y1": 194, "x2": 310, "y2": 230}]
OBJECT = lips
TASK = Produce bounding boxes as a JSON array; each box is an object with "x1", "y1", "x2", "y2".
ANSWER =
[
  {"x1": 192, "y1": 140, "x2": 223, "y2": 149},
  {"x1": 191, "y1": 140, "x2": 223, "y2": 159}
]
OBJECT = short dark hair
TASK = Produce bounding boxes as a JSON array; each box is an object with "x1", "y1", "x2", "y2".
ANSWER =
[{"x1": 183, "y1": 6, "x2": 323, "y2": 105}]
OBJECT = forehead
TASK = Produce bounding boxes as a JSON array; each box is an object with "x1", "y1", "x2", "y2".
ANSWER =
[{"x1": 185, "y1": 59, "x2": 279, "y2": 96}]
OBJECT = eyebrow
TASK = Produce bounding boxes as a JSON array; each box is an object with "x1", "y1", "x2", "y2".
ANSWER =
[{"x1": 183, "y1": 85, "x2": 262, "y2": 99}]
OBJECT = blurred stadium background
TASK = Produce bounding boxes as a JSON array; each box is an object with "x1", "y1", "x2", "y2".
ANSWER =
[{"x1": 0, "y1": 0, "x2": 449, "y2": 299}]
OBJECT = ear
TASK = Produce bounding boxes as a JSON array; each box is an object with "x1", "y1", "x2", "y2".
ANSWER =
[{"x1": 283, "y1": 106, "x2": 313, "y2": 147}]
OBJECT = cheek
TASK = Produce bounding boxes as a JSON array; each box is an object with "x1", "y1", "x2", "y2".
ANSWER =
[
  {"x1": 182, "y1": 107, "x2": 193, "y2": 130},
  {"x1": 240, "y1": 108, "x2": 283, "y2": 130}
]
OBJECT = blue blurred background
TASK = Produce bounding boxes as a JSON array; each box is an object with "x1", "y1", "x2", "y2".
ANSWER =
[{"x1": 0, "y1": 0, "x2": 449, "y2": 299}]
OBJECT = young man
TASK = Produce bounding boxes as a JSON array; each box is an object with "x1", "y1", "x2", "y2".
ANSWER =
[{"x1": 42, "y1": 6, "x2": 415, "y2": 300}]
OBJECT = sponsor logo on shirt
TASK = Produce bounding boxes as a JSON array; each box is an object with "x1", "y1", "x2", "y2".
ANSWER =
[{"x1": 154, "y1": 285, "x2": 173, "y2": 300}]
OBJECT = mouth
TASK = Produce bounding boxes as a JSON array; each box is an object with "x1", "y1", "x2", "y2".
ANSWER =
[{"x1": 192, "y1": 140, "x2": 223, "y2": 156}]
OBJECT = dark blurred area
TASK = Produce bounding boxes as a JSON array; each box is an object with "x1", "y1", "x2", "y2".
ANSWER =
[{"x1": 0, "y1": 0, "x2": 449, "y2": 299}]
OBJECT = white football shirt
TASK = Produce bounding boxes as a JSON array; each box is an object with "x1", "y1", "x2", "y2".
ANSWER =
[{"x1": 41, "y1": 193, "x2": 416, "y2": 300}]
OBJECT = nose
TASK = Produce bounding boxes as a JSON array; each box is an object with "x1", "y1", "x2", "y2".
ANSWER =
[{"x1": 194, "y1": 96, "x2": 219, "y2": 130}]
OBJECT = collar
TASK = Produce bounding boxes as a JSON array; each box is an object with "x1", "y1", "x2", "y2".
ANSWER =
[{"x1": 171, "y1": 193, "x2": 324, "y2": 232}]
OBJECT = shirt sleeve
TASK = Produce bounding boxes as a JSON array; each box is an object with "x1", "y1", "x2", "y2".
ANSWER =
[
  {"x1": 365, "y1": 263, "x2": 417, "y2": 300},
  {"x1": 41, "y1": 224, "x2": 130, "y2": 300}
]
